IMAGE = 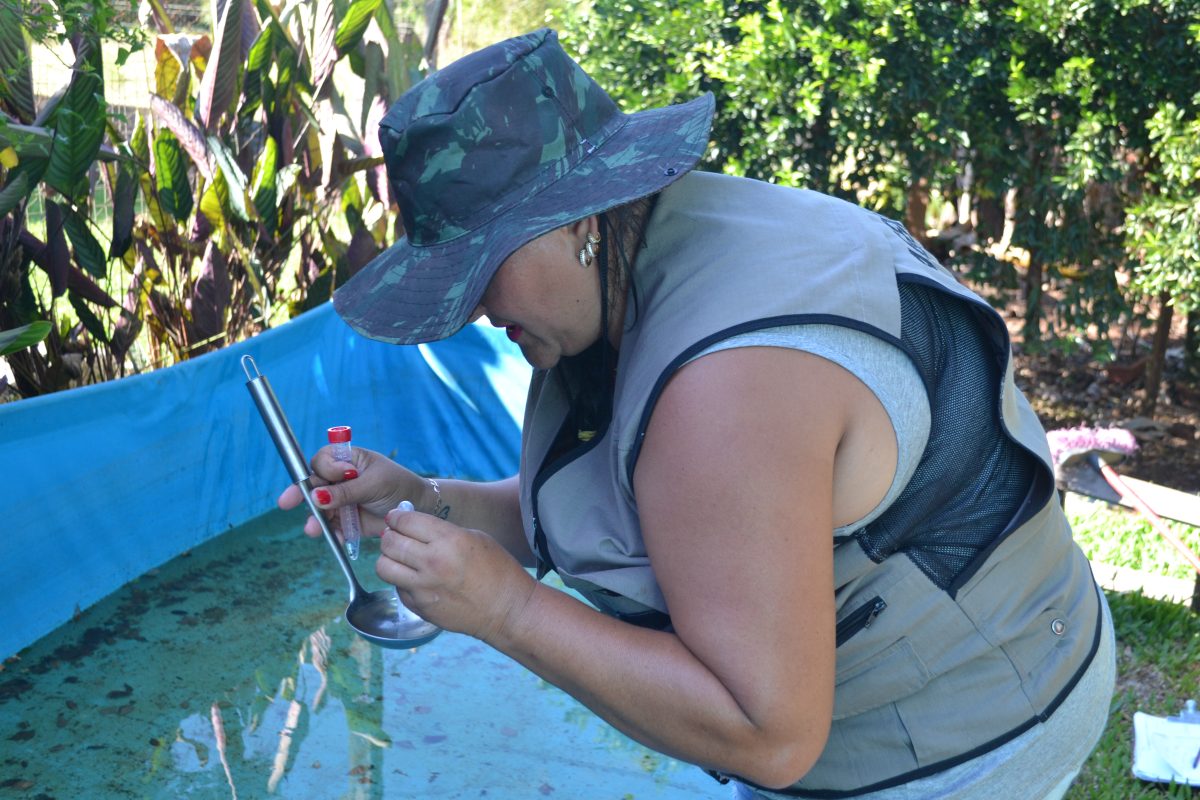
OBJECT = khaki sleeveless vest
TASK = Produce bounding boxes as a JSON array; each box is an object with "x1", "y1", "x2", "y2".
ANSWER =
[{"x1": 518, "y1": 171, "x2": 1102, "y2": 796}]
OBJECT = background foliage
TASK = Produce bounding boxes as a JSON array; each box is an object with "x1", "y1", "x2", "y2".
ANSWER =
[
  {"x1": 1, "y1": 0, "x2": 1198, "y2": 413},
  {"x1": 556, "y1": 0, "x2": 1200, "y2": 410}
]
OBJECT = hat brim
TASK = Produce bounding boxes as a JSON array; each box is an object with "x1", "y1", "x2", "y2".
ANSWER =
[{"x1": 333, "y1": 92, "x2": 716, "y2": 345}]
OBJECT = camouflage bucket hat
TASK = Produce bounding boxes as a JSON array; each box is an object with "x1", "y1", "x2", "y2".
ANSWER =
[{"x1": 332, "y1": 28, "x2": 715, "y2": 345}]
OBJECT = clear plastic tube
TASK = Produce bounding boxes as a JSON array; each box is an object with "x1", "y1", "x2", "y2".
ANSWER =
[{"x1": 327, "y1": 426, "x2": 361, "y2": 560}]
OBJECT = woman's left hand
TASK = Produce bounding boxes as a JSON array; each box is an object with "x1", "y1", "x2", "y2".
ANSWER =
[{"x1": 376, "y1": 506, "x2": 536, "y2": 641}]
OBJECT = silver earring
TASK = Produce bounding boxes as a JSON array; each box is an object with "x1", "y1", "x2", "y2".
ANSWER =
[{"x1": 578, "y1": 232, "x2": 601, "y2": 267}]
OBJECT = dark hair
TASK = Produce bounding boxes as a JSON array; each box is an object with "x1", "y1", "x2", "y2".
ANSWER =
[{"x1": 554, "y1": 193, "x2": 659, "y2": 444}]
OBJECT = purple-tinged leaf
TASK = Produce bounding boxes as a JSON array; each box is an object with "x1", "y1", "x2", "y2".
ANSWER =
[
  {"x1": 363, "y1": 93, "x2": 389, "y2": 204},
  {"x1": 110, "y1": 306, "x2": 142, "y2": 361},
  {"x1": 109, "y1": 158, "x2": 138, "y2": 258},
  {"x1": 186, "y1": 240, "x2": 230, "y2": 347},
  {"x1": 43, "y1": 200, "x2": 70, "y2": 297},
  {"x1": 150, "y1": 94, "x2": 214, "y2": 180},
  {"x1": 196, "y1": 0, "x2": 244, "y2": 132},
  {"x1": 66, "y1": 263, "x2": 118, "y2": 308},
  {"x1": 345, "y1": 226, "x2": 379, "y2": 277},
  {"x1": 311, "y1": 0, "x2": 337, "y2": 98},
  {"x1": 240, "y1": 1, "x2": 261, "y2": 65}
]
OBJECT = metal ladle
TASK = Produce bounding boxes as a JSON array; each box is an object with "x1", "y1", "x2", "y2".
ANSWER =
[{"x1": 241, "y1": 355, "x2": 441, "y2": 649}]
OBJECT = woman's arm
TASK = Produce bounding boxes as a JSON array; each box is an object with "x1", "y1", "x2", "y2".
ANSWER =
[
  {"x1": 429, "y1": 475, "x2": 532, "y2": 566},
  {"x1": 382, "y1": 347, "x2": 897, "y2": 787}
]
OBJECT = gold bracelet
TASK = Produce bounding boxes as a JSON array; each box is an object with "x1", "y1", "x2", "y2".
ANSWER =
[{"x1": 428, "y1": 477, "x2": 448, "y2": 519}]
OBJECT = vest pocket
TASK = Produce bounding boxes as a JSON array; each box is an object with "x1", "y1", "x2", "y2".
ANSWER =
[{"x1": 833, "y1": 636, "x2": 931, "y2": 720}]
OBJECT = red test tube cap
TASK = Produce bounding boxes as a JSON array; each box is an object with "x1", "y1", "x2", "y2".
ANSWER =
[{"x1": 327, "y1": 425, "x2": 352, "y2": 443}]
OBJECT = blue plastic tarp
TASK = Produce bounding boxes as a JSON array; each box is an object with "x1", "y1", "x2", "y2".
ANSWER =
[{"x1": 0, "y1": 302, "x2": 531, "y2": 659}]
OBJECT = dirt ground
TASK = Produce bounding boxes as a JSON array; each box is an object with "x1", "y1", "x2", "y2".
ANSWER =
[{"x1": 1002, "y1": 303, "x2": 1200, "y2": 495}]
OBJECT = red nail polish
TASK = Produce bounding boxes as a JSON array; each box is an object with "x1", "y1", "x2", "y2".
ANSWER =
[
  {"x1": 315, "y1": 489, "x2": 332, "y2": 505},
  {"x1": 343, "y1": 469, "x2": 359, "y2": 480}
]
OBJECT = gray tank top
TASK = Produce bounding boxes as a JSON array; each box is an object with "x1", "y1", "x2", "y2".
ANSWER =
[{"x1": 694, "y1": 323, "x2": 930, "y2": 534}]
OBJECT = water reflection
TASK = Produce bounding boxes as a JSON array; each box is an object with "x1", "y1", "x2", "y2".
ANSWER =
[
  {"x1": 0, "y1": 510, "x2": 715, "y2": 799},
  {"x1": 164, "y1": 618, "x2": 392, "y2": 799}
]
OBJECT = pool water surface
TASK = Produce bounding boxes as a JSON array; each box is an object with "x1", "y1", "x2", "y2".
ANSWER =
[{"x1": 0, "y1": 510, "x2": 718, "y2": 799}]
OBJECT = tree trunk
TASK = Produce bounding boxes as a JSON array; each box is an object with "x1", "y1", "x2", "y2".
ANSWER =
[
  {"x1": 1141, "y1": 291, "x2": 1174, "y2": 417},
  {"x1": 1021, "y1": 252, "x2": 1043, "y2": 348},
  {"x1": 905, "y1": 176, "x2": 930, "y2": 246},
  {"x1": 1186, "y1": 307, "x2": 1199, "y2": 372}
]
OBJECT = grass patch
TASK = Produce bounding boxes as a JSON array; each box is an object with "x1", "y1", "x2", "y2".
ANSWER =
[
  {"x1": 1069, "y1": 495, "x2": 1200, "y2": 582},
  {"x1": 1065, "y1": 500, "x2": 1200, "y2": 798}
]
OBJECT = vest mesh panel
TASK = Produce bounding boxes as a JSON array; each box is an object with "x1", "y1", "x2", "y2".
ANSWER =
[{"x1": 853, "y1": 281, "x2": 1036, "y2": 591}]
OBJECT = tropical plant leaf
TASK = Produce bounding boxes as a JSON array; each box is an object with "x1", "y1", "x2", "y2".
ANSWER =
[
  {"x1": 360, "y1": 39, "x2": 384, "y2": 131},
  {"x1": 66, "y1": 263, "x2": 118, "y2": 308},
  {"x1": 275, "y1": 32, "x2": 297, "y2": 95},
  {"x1": 199, "y1": 168, "x2": 229, "y2": 231},
  {"x1": 335, "y1": 0, "x2": 381, "y2": 54},
  {"x1": 240, "y1": 0, "x2": 262, "y2": 58},
  {"x1": 111, "y1": 306, "x2": 142, "y2": 361},
  {"x1": 361, "y1": 93, "x2": 388, "y2": 203},
  {"x1": 0, "y1": 119, "x2": 56, "y2": 162},
  {"x1": 0, "y1": 4, "x2": 36, "y2": 124},
  {"x1": 246, "y1": 22, "x2": 273, "y2": 71},
  {"x1": 110, "y1": 156, "x2": 139, "y2": 258},
  {"x1": 154, "y1": 35, "x2": 186, "y2": 101},
  {"x1": 61, "y1": 206, "x2": 108, "y2": 279},
  {"x1": 68, "y1": 290, "x2": 109, "y2": 344},
  {"x1": 250, "y1": 134, "x2": 279, "y2": 233},
  {"x1": 207, "y1": 136, "x2": 251, "y2": 222},
  {"x1": 153, "y1": 130, "x2": 193, "y2": 221},
  {"x1": 150, "y1": 94, "x2": 213, "y2": 180},
  {"x1": 129, "y1": 109, "x2": 150, "y2": 162},
  {"x1": 385, "y1": 22, "x2": 425, "y2": 102},
  {"x1": 140, "y1": 0, "x2": 176, "y2": 36},
  {"x1": 0, "y1": 172, "x2": 31, "y2": 218},
  {"x1": 43, "y1": 36, "x2": 106, "y2": 202},
  {"x1": 311, "y1": 0, "x2": 337, "y2": 97},
  {"x1": 187, "y1": 240, "x2": 230, "y2": 346},
  {"x1": 43, "y1": 200, "x2": 70, "y2": 297},
  {"x1": 0, "y1": 321, "x2": 51, "y2": 356},
  {"x1": 196, "y1": 0, "x2": 244, "y2": 131}
]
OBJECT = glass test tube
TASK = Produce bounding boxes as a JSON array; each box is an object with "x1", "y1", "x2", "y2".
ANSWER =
[{"x1": 327, "y1": 425, "x2": 362, "y2": 560}]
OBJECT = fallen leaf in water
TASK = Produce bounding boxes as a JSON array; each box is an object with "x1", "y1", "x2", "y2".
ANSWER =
[
  {"x1": 8, "y1": 729, "x2": 35, "y2": 741},
  {"x1": 0, "y1": 779, "x2": 34, "y2": 790}
]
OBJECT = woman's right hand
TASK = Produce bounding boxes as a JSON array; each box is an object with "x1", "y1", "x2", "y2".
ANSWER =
[{"x1": 276, "y1": 445, "x2": 430, "y2": 539}]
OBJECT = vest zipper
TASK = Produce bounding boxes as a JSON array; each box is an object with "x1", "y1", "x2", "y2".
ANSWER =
[{"x1": 835, "y1": 596, "x2": 887, "y2": 647}]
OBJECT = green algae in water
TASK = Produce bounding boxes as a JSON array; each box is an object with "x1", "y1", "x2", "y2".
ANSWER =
[{"x1": 0, "y1": 510, "x2": 716, "y2": 799}]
